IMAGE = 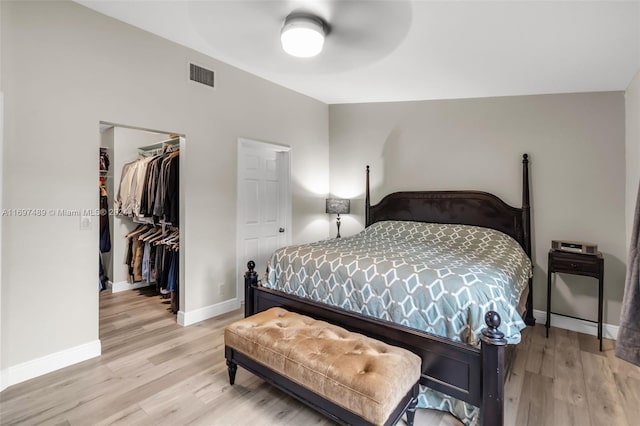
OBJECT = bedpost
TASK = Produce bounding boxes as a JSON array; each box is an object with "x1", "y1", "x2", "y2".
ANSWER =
[
  {"x1": 244, "y1": 260, "x2": 258, "y2": 317},
  {"x1": 480, "y1": 311, "x2": 506, "y2": 426},
  {"x1": 522, "y1": 154, "x2": 535, "y2": 326},
  {"x1": 522, "y1": 154, "x2": 531, "y2": 256},
  {"x1": 365, "y1": 165, "x2": 371, "y2": 227}
]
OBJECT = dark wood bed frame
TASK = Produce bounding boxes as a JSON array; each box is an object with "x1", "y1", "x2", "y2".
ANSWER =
[{"x1": 245, "y1": 154, "x2": 534, "y2": 426}]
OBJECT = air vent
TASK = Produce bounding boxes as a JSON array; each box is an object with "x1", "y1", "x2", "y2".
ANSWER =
[{"x1": 190, "y1": 63, "x2": 215, "y2": 88}]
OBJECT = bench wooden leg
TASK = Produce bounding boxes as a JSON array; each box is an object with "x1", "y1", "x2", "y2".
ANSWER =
[
  {"x1": 405, "y1": 394, "x2": 418, "y2": 426},
  {"x1": 226, "y1": 359, "x2": 237, "y2": 385}
]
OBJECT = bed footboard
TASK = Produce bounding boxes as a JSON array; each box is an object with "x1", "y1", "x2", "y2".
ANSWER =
[{"x1": 244, "y1": 262, "x2": 505, "y2": 426}]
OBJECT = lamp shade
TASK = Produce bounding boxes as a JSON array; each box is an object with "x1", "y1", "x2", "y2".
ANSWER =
[
  {"x1": 281, "y1": 13, "x2": 326, "y2": 58},
  {"x1": 326, "y1": 198, "x2": 350, "y2": 215}
]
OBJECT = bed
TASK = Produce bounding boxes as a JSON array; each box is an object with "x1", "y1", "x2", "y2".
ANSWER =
[{"x1": 244, "y1": 154, "x2": 535, "y2": 426}]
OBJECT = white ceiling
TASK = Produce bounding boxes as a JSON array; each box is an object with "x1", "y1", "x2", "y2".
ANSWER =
[{"x1": 77, "y1": 0, "x2": 640, "y2": 105}]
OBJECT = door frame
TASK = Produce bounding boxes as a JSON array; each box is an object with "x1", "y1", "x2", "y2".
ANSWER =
[
  {"x1": 98, "y1": 122, "x2": 187, "y2": 324},
  {"x1": 236, "y1": 138, "x2": 292, "y2": 303},
  {"x1": 0, "y1": 92, "x2": 5, "y2": 391}
]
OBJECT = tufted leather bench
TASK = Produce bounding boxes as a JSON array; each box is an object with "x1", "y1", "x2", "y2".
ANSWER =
[{"x1": 224, "y1": 307, "x2": 421, "y2": 426}]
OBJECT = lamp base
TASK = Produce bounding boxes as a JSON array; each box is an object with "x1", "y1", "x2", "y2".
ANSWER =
[{"x1": 335, "y1": 214, "x2": 341, "y2": 238}]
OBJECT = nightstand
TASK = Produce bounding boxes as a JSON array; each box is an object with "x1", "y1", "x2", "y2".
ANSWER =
[{"x1": 546, "y1": 249, "x2": 604, "y2": 351}]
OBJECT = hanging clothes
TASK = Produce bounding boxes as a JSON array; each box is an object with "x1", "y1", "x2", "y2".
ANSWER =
[
  {"x1": 170, "y1": 251, "x2": 179, "y2": 314},
  {"x1": 163, "y1": 151, "x2": 179, "y2": 225},
  {"x1": 99, "y1": 182, "x2": 111, "y2": 253},
  {"x1": 123, "y1": 224, "x2": 180, "y2": 314},
  {"x1": 124, "y1": 225, "x2": 147, "y2": 283},
  {"x1": 115, "y1": 160, "x2": 140, "y2": 216},
  {"x1": 99, "y1": 253, "x2": 108, "y2": 292},
  {"x1": 99, "y1": 148, "x2": 111, "y2": 291},
  {"x1": 152, "y1": 150, "x2": 180, "y2": 225},
  {"x1": 115, "y1": 148, "x2": 179, "y2": 225},
  {"x1": 117, "y1": 141, "x2": 180, "y2": 314},
  {"x1": 616, "y1": 181, "x2": 640, "y2": 366}
]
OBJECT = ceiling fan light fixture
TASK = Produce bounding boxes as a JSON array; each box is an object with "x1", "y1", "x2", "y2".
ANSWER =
[{"x1": 280, "y1": 13, "x2": 326, "y2": 58}]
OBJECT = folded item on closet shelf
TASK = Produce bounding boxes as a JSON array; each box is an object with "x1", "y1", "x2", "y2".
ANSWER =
[{"x1": 100, "y1": 149, "x2": 110, "y2": 171}]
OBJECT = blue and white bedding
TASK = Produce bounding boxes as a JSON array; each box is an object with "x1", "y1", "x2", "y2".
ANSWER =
[{"x1": 263, "y1": 220, "x2": 532, "y2": 425}]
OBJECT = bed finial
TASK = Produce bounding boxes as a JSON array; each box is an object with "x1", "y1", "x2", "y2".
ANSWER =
[
  {"x1": 365, "y1": 165, "x2": 371, "y2": 227},
  {"x1": 522, "y1": 154, "x2": 530, "y2": 211},
  {"x1": 482, "y1": 311, "x2": 505, "y2": 341}
]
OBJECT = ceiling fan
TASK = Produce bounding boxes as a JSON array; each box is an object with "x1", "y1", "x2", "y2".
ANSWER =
[{"x1": 187, "y1": 1, "x2": 413, "y2": 74}]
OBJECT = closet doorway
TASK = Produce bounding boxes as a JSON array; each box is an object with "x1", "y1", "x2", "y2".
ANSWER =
[{"x1": 99, "y1": 122, "x2": 185, "y2": 325}]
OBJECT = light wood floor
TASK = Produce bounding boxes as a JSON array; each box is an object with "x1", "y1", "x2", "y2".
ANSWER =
[{"x1": 1, "y1": 288, "x2": 639, "y2": 426}]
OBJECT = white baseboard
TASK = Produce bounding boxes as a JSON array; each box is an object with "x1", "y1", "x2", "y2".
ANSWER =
[
  {"x1": 0, "y1": 368, "x2": 7, "y2": 392},
  {"x1": 533, "y1": 309, "x2": 619, "y2": 340},
  {"x1": 2, "y1": 340, "x2": 101, "y2": 391},
  {"x1": 177, "y1": 298, "x2": 241, "y2": 327},
  {"x1": 111, "y1": 280, "x2": 151, "y2": 293}
]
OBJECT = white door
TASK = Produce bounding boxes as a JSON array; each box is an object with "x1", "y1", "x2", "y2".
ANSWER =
[{"x1": 237, "y1": 138, "x2": 291, "y2": 301}]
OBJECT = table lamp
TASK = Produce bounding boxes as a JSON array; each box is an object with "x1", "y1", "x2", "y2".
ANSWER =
[{"x1": 325, "y1": 198, "x2": 350, "y2": 238}]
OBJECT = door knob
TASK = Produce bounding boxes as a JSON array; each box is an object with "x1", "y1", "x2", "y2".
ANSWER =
[{"x1": 279, "y1": 227, "x2": 285, "y2": 233}]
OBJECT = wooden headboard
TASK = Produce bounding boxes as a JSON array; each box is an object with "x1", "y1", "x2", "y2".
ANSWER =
[
  {"x1": 365, "y1": 154, "x2": 534, "y2": 326},
  {"x1": 365, "y1": 154, "x2": 531, "y2": 257}
]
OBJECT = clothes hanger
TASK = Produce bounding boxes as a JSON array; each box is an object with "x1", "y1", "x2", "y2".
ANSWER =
[
  {"x1": 147, "y1": 230, "x2": 167, "y2": 243},
  {"x1": 125, "y1": 224, "x2": 147, "y2": 238},
  {"x1": 140, "y1": 227, "x2": 164, "y2": 241},
  {"x1": 160, "y1": 232, "x2": 179, "y2": 245}
]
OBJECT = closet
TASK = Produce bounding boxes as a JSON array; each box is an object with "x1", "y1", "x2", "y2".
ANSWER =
[
  {"x1": 99, "y1": 125, "x2": 183, "y2": 318},
  {"x1": 116, "y1": 137, "x2": 180, "y2": 313}
]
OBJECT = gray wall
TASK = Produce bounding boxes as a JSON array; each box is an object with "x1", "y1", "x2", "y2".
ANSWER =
[
  {"x1": 0, "y1": 1, "x2": 329, "y2": 369},
  {"x1": 329, "y1": 93, "x2": 626, "y2": 326}
]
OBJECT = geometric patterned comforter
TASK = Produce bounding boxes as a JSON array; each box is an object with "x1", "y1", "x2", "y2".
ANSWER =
[
  {"x1": 264, "y1": 220, "x2": 532, "y2": 346},
  {"x1": 263, "y1": 221, "x2": 532, "y2": 425}
]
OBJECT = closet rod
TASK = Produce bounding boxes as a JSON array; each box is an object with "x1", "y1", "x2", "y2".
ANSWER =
[{"x1": 137, "y1": 136, "x2": 180, "y2": 152}]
